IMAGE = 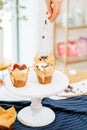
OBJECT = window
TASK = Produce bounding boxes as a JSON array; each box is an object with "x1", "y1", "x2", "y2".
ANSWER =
[
  {"x1": 0, "y1": 0, "x2": 18, "y2": 62},
  {"x1": 3, "y1": 13, "x2": 13, "y2": 60}
]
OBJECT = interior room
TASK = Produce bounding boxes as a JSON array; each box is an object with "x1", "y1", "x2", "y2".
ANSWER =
[{"x1": 0, "y1": 0, "x2": 87, "y2": 130}]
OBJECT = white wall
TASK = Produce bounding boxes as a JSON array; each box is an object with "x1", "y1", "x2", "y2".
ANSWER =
[
  {"x1": 38, "y1": 0, "x2": 54, "y2": 55},
  {"x1": 18, "y1": 0, "x2": 39, "y2": 66},
  {"x1": 2, "y1": 10, "x2": 13, "y2": 61}
]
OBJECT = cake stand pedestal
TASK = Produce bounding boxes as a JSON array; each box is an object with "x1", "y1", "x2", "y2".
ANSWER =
[
  {"x1": 5, "y1": 69, "x2": 69, "y2": 127},
  {"x1": 18, "y1": 98, "x2": 55, "y2": 127}
]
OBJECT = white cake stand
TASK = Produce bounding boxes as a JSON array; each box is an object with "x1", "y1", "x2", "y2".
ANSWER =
[{"x1": 5, "y1": 69, "x2": 69, "y2": 127}]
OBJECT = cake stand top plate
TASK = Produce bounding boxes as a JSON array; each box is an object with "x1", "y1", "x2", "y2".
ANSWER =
[{"x1": 5, "y1": 69, "x2": 69, "y2": 98}]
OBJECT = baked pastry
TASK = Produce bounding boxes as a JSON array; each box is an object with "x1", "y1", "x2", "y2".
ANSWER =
[
  {"x1": 8, "y1": 63, "x2": 29, "y2": 87},
  {"x1": 0, "y1": 106, "x2": 16, "y2": 130},
  {"x1": 34, "y1": 63, "x2": 55, "y2": 84},
  {"x1": 34, "y1": 53, "x2": 55, "y2": 65},
  {"x1": 0, "y1": 60, "x2": 11, "y2": 71}
]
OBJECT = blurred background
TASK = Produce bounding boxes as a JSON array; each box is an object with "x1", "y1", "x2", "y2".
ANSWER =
[{"x1": 0, "y1": 0, "x2": 87, "y2": 69}]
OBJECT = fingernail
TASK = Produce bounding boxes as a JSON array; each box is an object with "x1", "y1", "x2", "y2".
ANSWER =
[{"x1": 47, "y1": 13, "x2": 51, "y2": 17}]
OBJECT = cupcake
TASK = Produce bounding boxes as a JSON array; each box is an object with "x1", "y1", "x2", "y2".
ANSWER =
[
  {"x1": 0, "y1": 106, "x2": 16, "y2": 130},
  {"x1": 8, "y1": 63, "x2": 29, "y2": 87},
  {"x1": 34, "y1": 63, "x2": 55, "y2": 84},
  {"x1": 34, "y1": 53, "x2": 55, "y2": 65},
  {"x1": 0, "y1": 60, "x2": 11, "y2": 71}
]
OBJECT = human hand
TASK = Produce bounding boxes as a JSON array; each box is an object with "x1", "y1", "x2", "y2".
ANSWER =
[{"x1": 45, "y1": 0, "x2": 62, "y2": 22}]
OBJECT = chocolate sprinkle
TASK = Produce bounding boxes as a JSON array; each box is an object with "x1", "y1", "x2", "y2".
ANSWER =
[
  {"x1": 18, "y1": 66, "x2": 26, "y2": 70},
  {"x1": 39, "y1": 56, "x2": 48, "y2": 61},
  {"x1": 42, "y1": 64, "x2": 49, "y2": 68},
  {"x1": 64, "y1": 85, "x2": 73, "y2": 93},
  {"x1": 36, "y1": 65, "x2": 39, "y2": 70},
  {"x1": 45, "y1": 20, "x2": 47, "y2": 25},
  {"x1": 64, "y1": 89, "x2": 70, "y2": 93},
  {"x1": 36, "y1": 64, "x2": 49, "y2": 71},
  {"x1": 42, "y1": 36, "x2": 45, "y2": 39},
  {"x1": 82, "y1": 83, "x2": 85, "y2": 85},
  {"x1": 68, "y1": 85, "x2": 73, "y2": 89}
]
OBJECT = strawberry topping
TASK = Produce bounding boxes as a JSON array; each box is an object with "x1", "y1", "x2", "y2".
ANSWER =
[
  {"x1": 13, "y1": 64, "x2": 19, "y2": 69},
  {"x1": 13, "y1": 63, "x2": 27, "y2": 70},
  {"x1": 22, "y1": 64, "x2": 27, "y2": 69}
]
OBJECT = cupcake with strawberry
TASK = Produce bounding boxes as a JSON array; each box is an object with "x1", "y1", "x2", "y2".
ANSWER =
[{"x1": 8, "y1": 63, "x2": 29, "y2": 87}]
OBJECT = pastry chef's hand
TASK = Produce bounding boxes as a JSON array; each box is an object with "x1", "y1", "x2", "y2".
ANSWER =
[{"x1": 45, "y1": 0, "x2": 62, "y2": 22}]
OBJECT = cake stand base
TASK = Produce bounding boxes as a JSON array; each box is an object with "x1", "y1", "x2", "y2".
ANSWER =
[
  {"x1": 5, "y1": 70, "x2": 69, "y2": 127},
  {"x1": 17, "y1": 106, "x2": 55, "y2": 127}
]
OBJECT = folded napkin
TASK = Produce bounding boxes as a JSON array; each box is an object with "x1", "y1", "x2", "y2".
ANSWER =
[
  {"x1": 1, "y1": 96, "x2": 87, "y2": 130},
  {"x1": 59, "y1": 79, "x2": 87, "y2": 97}
]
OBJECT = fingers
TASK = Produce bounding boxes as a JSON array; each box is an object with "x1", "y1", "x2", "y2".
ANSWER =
[
  {"x1": 49, "y1": 0, "x2": 61, "y2": 22},
  {"x1": 45, "y1": 0, "x2": 62, "y2": 22},
  {"x1": 45, "y1": 0, "x2": 53, "y2": 18}
]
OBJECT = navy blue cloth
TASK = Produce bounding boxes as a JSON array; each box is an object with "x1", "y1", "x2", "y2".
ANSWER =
[{"x1": 1, "y1": 96, "x2": 87, "y2": 130}]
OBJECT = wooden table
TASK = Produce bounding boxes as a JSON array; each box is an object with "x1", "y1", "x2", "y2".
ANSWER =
[{"x1": 64, "y1": 68, "x2": 87, "y2": 83}]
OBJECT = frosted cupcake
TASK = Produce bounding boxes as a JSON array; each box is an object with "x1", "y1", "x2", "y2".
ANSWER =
[
  {"x1": 34, "y1": 63, "x2": 55, "y2": 84},
  {"x1": 34, "y1": 53, "x2": 55, "y2": 65},
  {"x1": 0, "y1": 106, "x2": 16, "y2": 130},
  {"x1": 8, "y1": 63, "x2": 29, "y2": 87}
]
